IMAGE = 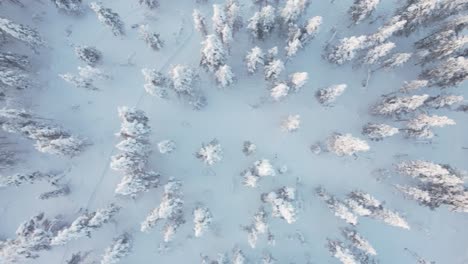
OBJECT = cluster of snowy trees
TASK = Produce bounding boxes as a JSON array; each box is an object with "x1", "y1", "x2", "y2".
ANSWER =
[
  {"x1": 394, "y1": 160, "x2": 468, "y2": 213},
  {"x1": 110, "y1": 106, "x2": 160, "y2": 197},
  {"x1": 317, "y1": 187, "x2": 410, "y2": 229}
]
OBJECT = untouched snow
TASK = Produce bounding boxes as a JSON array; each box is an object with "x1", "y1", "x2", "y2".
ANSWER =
[{"x1": 0, "y1": 0, "x2": 467, "y2": 264}]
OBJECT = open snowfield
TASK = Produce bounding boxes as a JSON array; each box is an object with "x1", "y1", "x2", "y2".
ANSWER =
[{"x1": 0, "y1": 0, "x2": 467, "y2": 263}]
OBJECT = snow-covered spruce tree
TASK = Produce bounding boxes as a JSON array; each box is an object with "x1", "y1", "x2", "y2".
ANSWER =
[
  {"x1": 281, "y1": 114, "x2": 300, "y2": 132},
  {"x1": 242, "y1": 141, "x2": 256, "y2": 156},
  {"x1": 220, "y1": 24, "x2": 233, "y2": 47},
  {"x1": 192, "y1": 9, "x2": 208, "y2": 37},
  {"x1": 371, "y1": 94, "x2": 429, "y2": 116},
  {"x1": 168, "y1": 64, "x2": 206, "y2": 109},
  {"x1": 0, "y1": 170, "x2": 60, "y2": 188},
  {"x1": 368, "y1": 15, "x2": 407, "y2": 44},
  {"x1": 405, "y1": 114, "x2": 455, "y2": 139},
  {"x1": 270, "y1": 82, "x2": 290, "y2": 101},
  {"x1": 212, "y1": 4, "x2": 226, "y2": 37},
  {"x1": 231, "y1": 247, "x2": 248, "y2": 264},
  {"x1": 65, "y1": 251, "x2": 92, "y2": 264},
  {"x1": 395, "y1": 0, "x2": 438, "y2": 36},
  {"x1": 326, "y1": 133, "x2": 370, "y2": 157},
  {"x1": 60, "y1": 73, "x2": 96, "y2": 90},
  {"x1": 315, "y1": 84, "x2": 346, "y2": 105},
  {"x1": 139, "y1": 0, "x2": 159, "y2": 9},
  {"x1": 326, "y1": 35, "x2": 368, "y2": 65},
  {"x1": 241, "y1": 159, "x2": 275, "y2": 188},
  {"x1": 200, "y1": 34, "x2": 227, "y2": 73},
  {"x1": 243, "y1": 207, "x2": 268, "y2": 248},
  {"x1": 141, "y1": 178, "x2": 185, "y2": 242},
  {"x1": 245, "y1": 46, "x2": 264, "y2": 74},
  {"x1": 215, "y1": 64, "x2": 235, "y2": 88},
  {"x1": 280, "y1": 0, "x2": 309, "y2": 26},
  {"x1": 264, "y1": 59, "x2": 284, "y2": 81},
  {"x1": 138, "y1": 24, "x2": 164, "y2": 51},
  {"x1": 349, "y1": 0, "x2": 380, "y2": 25},
  {"x1": 75, "y1": 46, "x2": 102, "y2": 66},
  {"x1": 395, "y1": 160, "x2": 468, "y2": 212},
  {"x1": 89, "y1": 2, "x2": 125, "y2": 36},
  {"x1": 247, "y1": 5, "x2": 276, "y2": 40},
  {"x1": 193, "y1": 206, "x2": 212, "y2": 237},
  {"x1": 111, "y1": 107, "x2": 159, "y2": 197},
  {"x1": 78, "y1": 65, "x2": 110, "y2": 80},
  {"x1": 285, "y1": 36, "x2": 302, "y2": 59},
  {"x1": 0, "y1": 108, "x2": 87, "y2": 156},
  {"x1": 51, "y1": 0, "x2": 83, "y2": 15},
  {"x1": 196, "y1": 139, "x2": 222, "y2": 166},
  {"x1": 341, "y1": 227, "x2": 377, "y2": 256},
  {"x1": 0, "y1": 17, "x2": 46, "y2": 52},
  {"x1": 142, "y1": 68, "x2": 168, "y2": 98},
  {"x1": 415, "y1": 28, "x2": 468, "y2": 65},
  {"x1": 420, "y1": 56, "x2": 468, "y2": 88},
  {"x1": 399, "y1": 79, "x2": 428, "y2": 93},
  {"x1": 261, "y1": 186, "x2": 297, "y2": 224},
  {"x1": 362, "y1": 123, "x2": 399, "y2": 141},
  {"x1": 225, "y1": 0, "x2": 243, "y2": 34},
  {"x1": 0, "y1": 213, "x2": 59, "y2": 263},
  {"x1": 157, "y1": 139, "x2": 176, "y2": 154},
  {"x1": 424, "y1": 94, "x2": 463, "y2": 109},
  {"x1": 0, "y1": 52, "x2": 31, "y2": 89},
  {"x1": 39, "y1": 185, "x2": 70, "y2": 200},
  {"x1": 265, "y1": 46, "x2": 278, "y2": 63},
  {"x1": 315, "y1": 187, "x2": 358, "y2": 225},
  {"x1": 101, "y1": 233, "x2": 132, "y2": 264},
  {"x1": 379, "y1": 52, "x2": 412, "y2": 70},
  {"x1": 51, "y1": 203, "x2": 121, "y2": 246},
  {"x1": 361, "y1": 42, "x2": 395, "y2": 65},
  {"x1": 327, "y1": 239, "x2": 358, "y2": 264},
  {"x1": 288, "y1": 71, "x2": 308, "y2": 91},
  {"x1": 345, "y1": 191, "x2": 410, "y2": 229}
]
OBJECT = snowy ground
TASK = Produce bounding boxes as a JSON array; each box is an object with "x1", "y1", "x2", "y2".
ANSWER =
[{"x1": 0, "y1": 0, "x2": 467, "y2": 263}]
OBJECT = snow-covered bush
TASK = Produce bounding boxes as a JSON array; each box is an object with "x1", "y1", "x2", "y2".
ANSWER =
[
  {"x1": 424, "y1": 94, "x2": 463, "y2": 109},
  {"x1": 341, "y1": 227, "x2": 377, "y2": 256},
  {"x1": 261, "y1": 186, "x2": 297, "y2": 224},
  {"x1": 326, "y1": 133, "x2": 370, "y2": 156},
  {"x1": 243, "y1": 207, "x2": 268, "y2": 248},
  {"x1": 193, "y1": 206, "x2": 212, "y2": 237},
  {"x1": 196, "y1": 139, "x2": 222, "y2": 166},
  {"x1": 242, "y1": 141, "x2": 256, "y2": 156},
  {"x1": 242, "y1": 159, "x2": 275, "y2": 188},
  {"x1": 75, "y1": 46, "x2": 102, "y2": 66},
  {"x1": 101, "y1": 233, "x2": 132, "y2": 264},
  {"x1": 316, "y1": 84, "x2": 346, "y2": 105},
  {"x1": 281, "y1": 114, "x2": 300, "y2": 132},
  {"x1": 270, "y1": 82, "x2": 290, "y2": 101},
  {"x1": 288, "y1": 72, "x2": 308, "y2": 91},
  {"x1": 158, "y1": 139, "x2": 176, "y2": 154}
]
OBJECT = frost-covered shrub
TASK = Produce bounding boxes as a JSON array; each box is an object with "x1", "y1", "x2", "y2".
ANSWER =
[
  {"x1": 158, "y1": 140, "x2": 176, "y2": 154},
  {"x1": 196, "y1": 139, "x2": 223, "y2": 166},
  {"x1": 75, "y1": 46, "x2": 102, "y2": 66},
  {"x1": 168, "y1": 65, "x2": 203, "y2": 107},
  {"x1": 193, "y1": 206, "x2": 212, "y2": 237},
  {"x1": 362, "y1": 123, "x2": 399, "y2": 141},
  {"x1": 0, "y1": 108, "x2": 87, "y2": 156},
  {"x1": 381, "y1": 52, "x2": 412, "y2": 70},
  {"x1": 101, "y1": 233, "x2": 132, "y2": 264},
  {"x1": 89, "y1": 2, "x2": 125, "y2": 36},
  {"x1": 261, "y1": 186, "x2": 297, "y2": 224},
  {"x1": 326, "y1": 133, "x2": 369, "y2": 156},
  {"x1": 316, "y1": 84, "x2": 346, "y2": 105},
  {"x1": 51, "y1": 204, "x2": 121, "y2": 246},
  {"x1": 242, "y1": 159, "x2": 275, "y2": 188},
  {"x1": 141, "y1": 179, "x2": 185, "y2": 242}
]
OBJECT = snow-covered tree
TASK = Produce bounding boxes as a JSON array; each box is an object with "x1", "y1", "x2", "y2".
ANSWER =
[
  {"x1": 424, "y1": 94, "x2": 463, "y2": 109},
  {"x1": 242, "y1": 159, "x2": 275, "y2": 188},
  {"x1": 362, "y1": 42, "x2": 395, "y2": 65},
  {"x1": 51, "y1": 204, "x2": 121, "y2": 246},
  {"x1": 326, "y1": 133, "x2": 370, "y2": 156},
  {"x1": 139, "y1": 0, "x2": 159, "y2": 9},
  {"x1": 193, "y1": 206, "x2": 212, "y2": 237},
  {"x1": 215, "y1": 64, "x2": 235, "y2": 88},
  {"x1": 141, "y1": 178, "x2": 185, "y2": 242},
  {"x1": 232, "y1": 247, "x2": 247, "y2": 264},
  {"x1": 39, "y1": 185, "x2": 70, "y2": 200},
  {"x1": 0, "y1": 17, "x2": 46, "y2": 52},
  {"x1": 157, "y1": 139, "x2": 176, "y2": 154},
  {"x1": 407, "y1": 114, "x2": 455, "y2": 131},
  {"x1": 399, "y1": 79, "x2": 428, "y2": 93},
  {"x1": 281, "y1": 114, "x2": 300, "y2": 132},
  {"x1": 247, "y1": 5, "x2": 276, "y2": 40},
  {"x1": 0, "y1": 52, "x2": 31, "y2": 89},
  {"x1": 142, "y1": 68, "x2": 168, "y2": 98},
  {"x1": 193, "y1": 9, "x2": 208, "y2": 36},
  {"x1": 368, "y1": 16, "x2": 407, "y2": 44},
  {"x1": 101, "y1": 233, "x2": 132, "y2": 264},
  {"x1": 111, "y1": 107, "x2": 159, "y2": 197},
  {"x1": 415, "y1": 29, "x2": 468, "y2": 64},
  {"x1": 200, "y1": 34, "x2": 227, "y2": 72},
  {"x1": 225, "y1": 0, "x2": 243, "y2": 33},
  {"x1": 341, "y1": 227, "x2": 377, "y2": 256},
  {"x1": 327, "y1": 239, "x2": 358, "y2": 264},
  {"x1": 420, "y1": 56, "x2": 468, "y2": 88},
  {"x1": 285, "y1": 37, "x2": 302, "y2": 58},
  {"x1": 316, "y1": 84, "x2": 346, "y2": 105},
  {"x1": 51, "y1": 0, "x2": 83, "y2": 15},
  {"x1": 288, "y1": 72, "x2": 308, "y2": 91},
  {"x1": 270, "y1": 82, "x2": 290, "y2": 101},
  {"x1": 345, "y1": 191, "x2": 410, "y2": 229},
  {"x1": 380, "y1": 52, "x2": 412, "y2": 70},
  {"x1": 196, "y1": 139, "x2": 222, "y2": 166},
  {"x1": 0, "y1": 170, "x2": 60, "y2": 188},
  {"x1": 75, "y1": 46, "x2": 102, "y2": 66},
  {"x1": 280, "y1": 0, "x2": 309, "y2": 26},
  {"x1": 261, "y1": 186, "x2": 297, "y2": 224},
  {"x1": 65, "y1": 251, "x2": 92, "y2": 264},
  {"x1": 264, "y1": 59, "x2": 284, "y2": 81},
  {"x1": 349, "y1": 0, "x2": 380, "y2": 24},
  {"x1": 396, "y1": 0, "x2": 438, "y2": 36},
  {"x1": 242, "y1": 141, "x2": 256, "y2": 156},
  {"x1": 316, "y1": 187, "x2": 358, "y2": 225},
  {"x1": 212, "y1": 4, "x2": 226, "y2": 36},
  {"x1": 0, "y1": 108, "x2": 87, "y2": 156},
  {"x1": 89, "y1": 2, "x2": 125, "y2": 36},
  {"x1": 138, "y1": 24, "x2": 164, "y2": 51},
  {"x1": 60, "y1": 73, "x2": 96, "y2": 90},
  {"x1": 362, "y1": 123, "x2": 399, "y2": 141},
  {"x1": 371, "y1": 94, "x2": 429, "y2": 116},
  {"x1": 245, "y1": 46, "x2": 264, "y2": 74},
  {"x1": 305, "y1": 16, "x2": 322, "y2": 37},
  {"x1": 0, "y1": 213, "x2": 59, "y2": 263},
  {"x1": 326, "y1": 35, "x2": 368, "y2": 65},
  {"x1": 168, "y1": 64, "x2": 199, "y2": 96},
  {"x1": 243, "y1": 207, "x2": 268, "y2": 248}
]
